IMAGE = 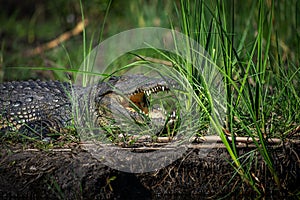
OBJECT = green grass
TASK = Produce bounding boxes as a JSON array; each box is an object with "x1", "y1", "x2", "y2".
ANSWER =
[{"x1": 174, "y1": 0, "x2": 299, "y2": 196}]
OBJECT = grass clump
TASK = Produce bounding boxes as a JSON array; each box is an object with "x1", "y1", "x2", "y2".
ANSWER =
[{"x1": 175, "y1": 0, "x2": 299, "y2": 196}]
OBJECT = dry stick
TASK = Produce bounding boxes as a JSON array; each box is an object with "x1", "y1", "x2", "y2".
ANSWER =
[
  {"x1": 118, "y1": 135, "x2": 287, "y2": 145},
  {"x1": 19, "y1": 135, "x2": 299, "y2": 152},
  {"x1": 287, "y1": 125, "x2": 300, "y2": 138},
  {"x1": 25, "y1": 19, "x2": 89, "y2": 57},
  {"x1": 25, "y1": 148, "x2": 72, "y2": 152}
]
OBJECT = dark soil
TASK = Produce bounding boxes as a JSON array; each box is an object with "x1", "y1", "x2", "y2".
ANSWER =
[{"x1": 0, "y1": 141, "x2": 299, "y2": 199}]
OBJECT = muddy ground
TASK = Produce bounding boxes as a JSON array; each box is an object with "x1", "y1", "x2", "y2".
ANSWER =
[{"x1": 0, "y1": 140, "x2": 299, "y2": 199}]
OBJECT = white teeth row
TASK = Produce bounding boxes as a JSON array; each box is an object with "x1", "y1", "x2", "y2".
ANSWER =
[
  {"x1": 143, "y1": 85, "x2": 168, "y2": 96},
  {"x1": 145, "y1": 90, "x2": 151, "y2": 96},
  {"x1": 131, "y1": 85, "x2": 169, "y2": 96}
]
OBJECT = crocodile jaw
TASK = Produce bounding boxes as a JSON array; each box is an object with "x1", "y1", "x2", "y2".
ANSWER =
[{"x1": 95, "y1": 83, "x2": 172, "y2": 127}]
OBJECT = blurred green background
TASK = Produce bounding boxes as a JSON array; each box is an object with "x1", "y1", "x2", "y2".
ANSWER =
[
  {"x1": 0, "y1": 0, "x2": 176, "y2": 81},
  {"x1": 0, "y1": 0, "x2": 299, "y2": 81}
]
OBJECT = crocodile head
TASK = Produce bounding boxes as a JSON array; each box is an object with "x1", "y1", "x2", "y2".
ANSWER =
[{"x1": 94, "y1": 74, "x2": 178, "y2": 135}]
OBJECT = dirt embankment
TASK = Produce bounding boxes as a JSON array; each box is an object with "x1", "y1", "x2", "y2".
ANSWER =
[{"x1": 0, "y1": 142, "x2": 299, "y2": 199}]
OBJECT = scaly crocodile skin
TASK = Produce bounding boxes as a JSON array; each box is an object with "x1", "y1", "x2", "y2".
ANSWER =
[{"x1": 0, "y1": 75, "x2": 173, "y2": 138}]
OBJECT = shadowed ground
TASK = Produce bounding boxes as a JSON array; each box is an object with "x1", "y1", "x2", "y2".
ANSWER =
[{"x1": 0, "y1": 141, "x2": 299, "y2": 199}]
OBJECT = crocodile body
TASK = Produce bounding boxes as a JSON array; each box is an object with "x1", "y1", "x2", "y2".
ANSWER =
[{"x1": 0, "y1": 75, "x2": 174, "y2": 139}]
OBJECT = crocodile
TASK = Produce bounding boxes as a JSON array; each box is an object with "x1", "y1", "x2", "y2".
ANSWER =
[{"x1": 0, "y1": 74, "x2": 177, "y2": 140}]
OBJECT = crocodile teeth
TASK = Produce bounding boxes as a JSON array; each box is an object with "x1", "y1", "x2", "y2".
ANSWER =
[
  {"x1": 138, "y1": 85, "x2": 170, "y2": 96},
  {"x1": 169, "y1": 110, "x2": 176, "y2": 119},
  {"x1": 145, "y1": 90, "x2": 151, "y2": 96}
]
